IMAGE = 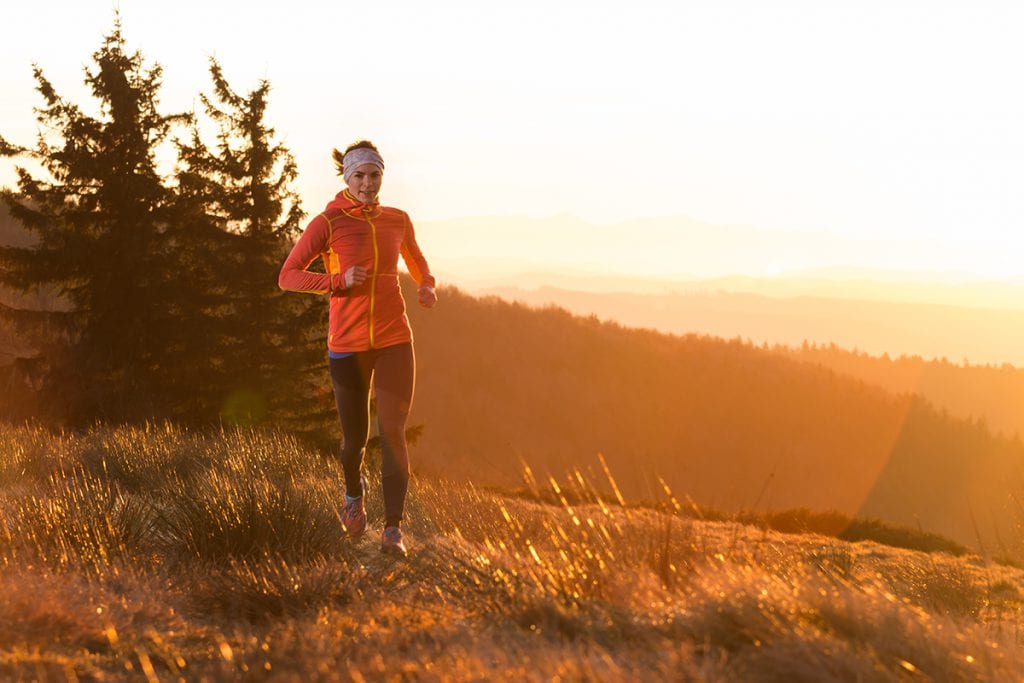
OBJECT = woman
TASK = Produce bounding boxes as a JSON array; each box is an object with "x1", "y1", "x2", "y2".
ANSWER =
[{"x1": 279, "y1": 140, "x2": 436, "y2": 557}]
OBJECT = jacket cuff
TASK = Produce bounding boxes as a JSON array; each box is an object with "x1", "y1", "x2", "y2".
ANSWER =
[{"x1": 330, "y1": 273, "x2": 349, "y2": 295}]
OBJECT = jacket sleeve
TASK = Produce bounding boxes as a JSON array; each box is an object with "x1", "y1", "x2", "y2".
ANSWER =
[
  {"x1": 400, "y1": 212, "x2": 436, "y2": 289},
  {"x1": 278, "y1": 213, "x2": 340, "y2": 294}
]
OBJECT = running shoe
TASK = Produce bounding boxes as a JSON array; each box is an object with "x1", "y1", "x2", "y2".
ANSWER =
[
  {"x1": 341, "y1": 474, "x2": 368, "y2": 539},
  {"x1": 381, "y1": 526, "x2": 407, "y2": 557}
]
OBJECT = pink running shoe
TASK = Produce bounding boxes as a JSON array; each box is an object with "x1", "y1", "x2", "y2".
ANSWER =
[
  {"x1": 381, "y1": 526, "x2": 407, "y2": 557},
  {"x1": 341, "y1": 474, "x2": 367, "y2": 539},
  {"x1": 341, "y1": 496, "x2": 366, "y2": 538}
]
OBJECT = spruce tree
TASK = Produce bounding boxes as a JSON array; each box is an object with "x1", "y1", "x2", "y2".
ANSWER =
[
  {"x1": 0, "y1": 20, "x2": 188, "y2": 423},
  {"x1": 175, "y1": 59, "x2": 332, "y2": 442}
]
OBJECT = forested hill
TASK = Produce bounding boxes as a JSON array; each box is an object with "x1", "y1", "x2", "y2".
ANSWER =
[
  {"x1": 404, "y1": 280, "x2": 1024, "y2": 558},
  {"x1": 773, "y1": 343, "x2": 1024, "y2": 440}
]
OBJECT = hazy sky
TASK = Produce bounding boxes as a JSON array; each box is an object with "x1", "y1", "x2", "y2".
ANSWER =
[{"x1": 3, "y1": 1, "x2": 1024, "y2": 281}]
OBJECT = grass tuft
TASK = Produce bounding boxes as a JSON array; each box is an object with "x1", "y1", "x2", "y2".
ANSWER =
[
  {"x1": 183, "y1": 556, "x2": 357, "y2": 621},
  {"x1": 158, "y1": 468, "x2": 345, "y2": 563}
]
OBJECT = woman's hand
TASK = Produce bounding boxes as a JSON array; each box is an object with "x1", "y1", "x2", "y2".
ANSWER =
[
  {"x1": 343, "y1": 265, "x2": 368, "y2": 289},
  {"x1": 418, "y1": 285, "x2": 437, "y2": 309}
]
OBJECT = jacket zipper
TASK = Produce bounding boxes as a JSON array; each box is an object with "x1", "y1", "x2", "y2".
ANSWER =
[{"x1": 366, "y1": 210, "x2": 379, "y2": 348}]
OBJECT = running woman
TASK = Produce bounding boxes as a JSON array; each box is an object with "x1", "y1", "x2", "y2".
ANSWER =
[{"x1": 278, "y1": 140, "x2": 437, "y2": 557}]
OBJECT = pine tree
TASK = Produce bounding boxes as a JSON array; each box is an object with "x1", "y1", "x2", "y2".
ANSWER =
[
  {"x1": 0, "y1": 19, "x2": 189, "y2": 423},
  {"x1": 174, "y1": 59, "x2": 332, "y2": 442}
]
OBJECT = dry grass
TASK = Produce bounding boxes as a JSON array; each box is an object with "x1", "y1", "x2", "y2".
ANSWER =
[{"x1": 0, "y1": 421, "x2": 1022, "y2": 681}]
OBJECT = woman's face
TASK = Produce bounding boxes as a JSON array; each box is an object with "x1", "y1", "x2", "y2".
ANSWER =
[{"x1": 347, "y1": 163, "x2": 383, "y2": 203}]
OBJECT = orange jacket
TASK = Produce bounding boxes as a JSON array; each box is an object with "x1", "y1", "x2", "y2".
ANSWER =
[{"x1": 279, "y1": 189, "x2": 435, "y2": 352}]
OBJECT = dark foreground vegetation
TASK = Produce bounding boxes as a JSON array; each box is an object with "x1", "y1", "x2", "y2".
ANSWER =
[{"x1": 1, "y1": 422, "x2": 1022, "y2": 681}]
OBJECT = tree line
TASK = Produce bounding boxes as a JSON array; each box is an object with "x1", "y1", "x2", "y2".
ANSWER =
[
  {"x1": 0, "y1": 19, "x2": 333, "y2": 443},
  {"x1": 777, "y1": 341, "x2": 1024, "y2": 441}
]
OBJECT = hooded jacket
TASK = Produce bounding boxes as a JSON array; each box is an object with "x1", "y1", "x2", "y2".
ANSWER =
[{"x1": 278, "y1": 189, "x2": 435, "y2": 352}]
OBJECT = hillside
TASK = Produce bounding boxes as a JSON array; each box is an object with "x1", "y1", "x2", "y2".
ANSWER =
[
  {"x1": 404, "y1": 281, "x2": 1024, "y2": 559},
  {"x1": 2, "y1": 269, "x2": 1022, "y2": 560},
  {"x1": 0, "y1": 423, "x2": 1021, "y2": 681},
  {"x1": 774, "y1": 343, "x2": 1024, "y2": 440}
]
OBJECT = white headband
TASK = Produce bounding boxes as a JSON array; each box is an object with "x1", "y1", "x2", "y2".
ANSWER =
[{"x1": 342, "y1": 148, "x2": 385, "y2": 184}]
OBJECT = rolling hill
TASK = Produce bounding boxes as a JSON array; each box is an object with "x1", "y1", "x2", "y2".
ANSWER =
[
  {"x1": 774, "y1": 343, "x2": 1024, "y2": 440},
  {"x1": 404, "y1": 281, "x2": 1024, "y2": 559}
]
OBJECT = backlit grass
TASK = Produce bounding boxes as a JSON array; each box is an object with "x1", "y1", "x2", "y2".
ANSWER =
[{"x1": 0, "y1": 421, "x2": 1022, "y2": 681}]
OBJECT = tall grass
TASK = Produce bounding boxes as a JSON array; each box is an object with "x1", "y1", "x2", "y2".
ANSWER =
[
  {"x1": 0, "y1": 421, "x2": 1022, "y2": 681},
  {"x1": 507, "y1": 469, "x2": 974, "y2": 558}
]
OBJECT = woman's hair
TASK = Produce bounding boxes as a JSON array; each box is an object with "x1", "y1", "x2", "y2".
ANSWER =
[{"x1": 332, "y1": 140, "x2": 380, "y2": 177}]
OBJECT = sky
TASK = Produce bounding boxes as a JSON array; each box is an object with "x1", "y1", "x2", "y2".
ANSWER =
[{"x1": 3, "y1": 1, "x2": 1024, "y2": 283}]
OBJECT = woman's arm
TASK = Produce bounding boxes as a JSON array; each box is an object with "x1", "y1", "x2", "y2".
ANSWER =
[
  {"x1": 399, "y1": 213, "x2": 437, "y2": 307},
  {"x1": 279, "y1": 214, "x2": 339, "y2": 294}
]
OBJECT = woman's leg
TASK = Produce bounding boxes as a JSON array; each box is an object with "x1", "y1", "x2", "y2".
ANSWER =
[
  {"x1": 372, "y1": 343, "x2": 415, "y2": 527},
  {"x1": 329, "y1": 354, "x2": 372, "y2": 499}
]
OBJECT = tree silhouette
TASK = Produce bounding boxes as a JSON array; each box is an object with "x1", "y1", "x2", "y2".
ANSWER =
[
  {"x1": 174, "y1": 59, "x2": 331, "y2": 441},
  {"x1": 0, "y1": 19, "x2": 188, "y2": 423}
]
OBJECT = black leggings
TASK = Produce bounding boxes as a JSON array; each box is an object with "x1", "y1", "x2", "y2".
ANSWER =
[{"x1": 329, "y1": 342, "x2": 415, "y2": 526}]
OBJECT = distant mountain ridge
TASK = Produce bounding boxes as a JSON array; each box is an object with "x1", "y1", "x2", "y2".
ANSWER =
[
  {"x1": 475, "y1": 285, "x2": 1024, "y2": 368},
  {"x1": 420, "y1": 213, "x2": 1003, "y2": 287},
  {"x1": 445, "y1": 266, "x2": 1024, "y2": 311}
]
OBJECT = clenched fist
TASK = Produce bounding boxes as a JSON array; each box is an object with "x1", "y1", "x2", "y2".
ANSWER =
[
  {"x1": 344, "y1": 265, "x2": 368, "y2": 289},
  {"x1": 418, "y1": 285, "x2": 437, "y2": 309}
]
